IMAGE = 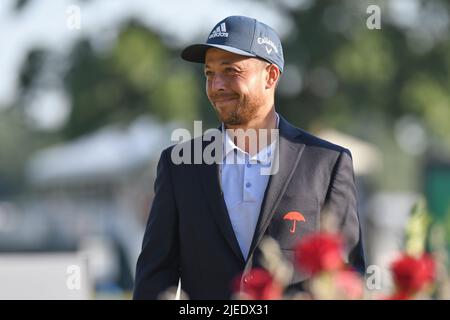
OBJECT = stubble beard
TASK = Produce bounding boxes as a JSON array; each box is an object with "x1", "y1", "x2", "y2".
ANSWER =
[{"x1": 214, "y1": 94, "x2": 264, "y2": 126}]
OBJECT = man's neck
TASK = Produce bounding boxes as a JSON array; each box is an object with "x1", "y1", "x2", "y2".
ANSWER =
[{"x1": 224, "y1": 110, "x2": 278, "y2": 155}]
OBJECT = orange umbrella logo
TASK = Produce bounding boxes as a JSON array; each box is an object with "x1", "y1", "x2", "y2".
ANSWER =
[{"x1": 283, "y1": 211, "x2": 306, "y2": 234}]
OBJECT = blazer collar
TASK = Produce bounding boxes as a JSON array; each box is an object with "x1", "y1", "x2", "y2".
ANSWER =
[{"x1": 247, "y1": 115, "x2": 305, "y2": 259}]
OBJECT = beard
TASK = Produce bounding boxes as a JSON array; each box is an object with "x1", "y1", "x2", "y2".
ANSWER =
[{"x1": 211, "y1": 92, "x2": 264, "y2": 126}]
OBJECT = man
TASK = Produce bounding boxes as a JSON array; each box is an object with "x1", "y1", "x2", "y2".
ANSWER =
[{"x1": 133, "y1": 15, "x2": 365, "y2": 300}]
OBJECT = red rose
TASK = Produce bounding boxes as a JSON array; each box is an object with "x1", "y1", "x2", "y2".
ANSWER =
[
  {"x1": 390, "y1": 253, "x2": 435, "y2": 297},
  {"x1": 294, "y1": 232, "x2": 344, "y2": 275},
  {"x1": 233, "y1": 268, "x2": 282, "y2": 300}
]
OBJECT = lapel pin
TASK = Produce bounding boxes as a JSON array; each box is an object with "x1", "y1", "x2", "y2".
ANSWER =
[{"x1": 283, "y1": 211, "x2": 306, "y2": 234}]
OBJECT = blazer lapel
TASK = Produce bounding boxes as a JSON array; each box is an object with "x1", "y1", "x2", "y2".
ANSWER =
[
  {"x1": 195, "y1": 136, "x2": 246, "y2": 265},
  {"x1": 247, "y1": 116, "x2": 305, "y2": 258}
]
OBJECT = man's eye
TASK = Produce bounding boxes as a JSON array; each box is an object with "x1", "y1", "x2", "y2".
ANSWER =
[
  {"x1": 225, "y1": 68, "x2": 237, "y2": 73},
  {"x1": 205, "y1": 71, "x2": 213, "y2": 77}
]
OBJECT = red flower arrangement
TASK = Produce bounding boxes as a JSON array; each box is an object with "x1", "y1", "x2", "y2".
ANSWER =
[
  {"x1": 230, "y1": 232, "x2": 437, "y2": 300},
  {"x1": 389, "y1": 253, "x2": 435, "y2": 299},
  {"x1": 233, "y1": 268, "x2": 283, "y2": 300},
  {"x1": 294, "y1": 232, "x2": 344, "y2": 275}
]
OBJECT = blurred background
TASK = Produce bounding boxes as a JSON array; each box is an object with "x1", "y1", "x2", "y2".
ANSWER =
[{"x1": 0, "y1": 0, "x2": 449, "y2": 299}]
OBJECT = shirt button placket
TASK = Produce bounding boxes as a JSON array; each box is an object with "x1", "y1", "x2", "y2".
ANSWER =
[{"x1": 243, "y1": 158, "x2": 252, "y2": 201}]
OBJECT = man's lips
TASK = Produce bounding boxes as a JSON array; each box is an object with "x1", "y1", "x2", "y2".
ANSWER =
[{"x1": 213, "y1": 96, "x2": 239, "y2": 103}]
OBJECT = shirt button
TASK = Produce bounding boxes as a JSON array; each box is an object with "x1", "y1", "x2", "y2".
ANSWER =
[{"x1": 245, "y1": 182, "x2": 251, "y2": 188}]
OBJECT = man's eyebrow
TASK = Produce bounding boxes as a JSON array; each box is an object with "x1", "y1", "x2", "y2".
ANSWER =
[{"x1": 204, "y1": 61, "x2": 235, "y2": 69}]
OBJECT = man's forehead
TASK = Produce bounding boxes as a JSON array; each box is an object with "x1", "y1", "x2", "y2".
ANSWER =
[
  {"x1": 204, "y1": 48, "x2": 262, "y2": 68},
  {"x1": 205, "y1": 48, "x2": 247, "y2": 63}
]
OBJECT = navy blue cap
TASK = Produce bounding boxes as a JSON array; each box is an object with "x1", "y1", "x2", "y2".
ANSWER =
[{"x1": 181, "y1": 16, "x2": 284, "y2": 72}]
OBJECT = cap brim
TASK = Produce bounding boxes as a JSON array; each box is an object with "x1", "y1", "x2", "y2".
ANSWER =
[{"x1": 181, "y1": 44, "x2": 256, "y2": 63}]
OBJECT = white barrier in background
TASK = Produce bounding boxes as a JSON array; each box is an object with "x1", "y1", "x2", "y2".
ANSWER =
[{"x1": 0, "y1": 253, "x2": 92, "y2": 299}]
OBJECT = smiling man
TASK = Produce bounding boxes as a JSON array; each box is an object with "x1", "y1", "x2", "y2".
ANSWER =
[{"x1": 133, "y1": 15, "x2": 365, "y2": 300}]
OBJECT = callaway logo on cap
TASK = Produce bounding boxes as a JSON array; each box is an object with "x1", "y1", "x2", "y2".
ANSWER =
[{"x1": 181, "y1": 15, "x2": 284, "y2": 72}]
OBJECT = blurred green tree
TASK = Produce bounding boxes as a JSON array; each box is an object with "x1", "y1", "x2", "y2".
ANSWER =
[
  {"x1": 62, "y1": 20, "x2": 200, "y2": 139},
  {"x1": 275, "y1": 0, "x2": 449, "y2": 142},
  {"x1": 270, "y1": 0, "x2": 450, "y2": 192}
]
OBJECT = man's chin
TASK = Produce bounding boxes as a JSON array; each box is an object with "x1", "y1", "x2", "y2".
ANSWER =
[
  {"x1": 220, "y1": 113, "x2": 246, "y2": 126},
  {"x1": 223, "y1": 119, "x2": 243, "y2": 126}
]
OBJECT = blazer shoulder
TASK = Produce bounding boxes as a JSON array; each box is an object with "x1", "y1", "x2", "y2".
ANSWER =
[
  {"x1": 295, "y1": 127, "x2": 352, "y2": 158},
  {"x1": 162, "y1": 135, "x2": 205, "y2": 152},
  {"x1": 159, "y1": 134, "x2": 206, "y2": 165}
]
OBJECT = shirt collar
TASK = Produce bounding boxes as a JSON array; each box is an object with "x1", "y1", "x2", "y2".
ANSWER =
[{"x1": 222, "y1": 113, "x2": 279, "y2": 164}]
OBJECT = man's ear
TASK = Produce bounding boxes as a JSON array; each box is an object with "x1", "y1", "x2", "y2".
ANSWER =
[{"x1": 265, "y1": 64, "x2": 280, "y2": 89}]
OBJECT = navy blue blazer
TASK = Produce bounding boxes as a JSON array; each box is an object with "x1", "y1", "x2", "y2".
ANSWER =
[{"x1": 133, "y1": 115, "x2": 365, "y2": 299}]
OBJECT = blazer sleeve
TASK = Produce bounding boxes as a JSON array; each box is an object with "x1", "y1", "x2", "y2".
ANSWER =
[
  {"x1": 324, "y1": 149, "x2": 366, "y2": 274},
  {"x1": 133, "y1": 148, "x2": 180, "y2": 299}
]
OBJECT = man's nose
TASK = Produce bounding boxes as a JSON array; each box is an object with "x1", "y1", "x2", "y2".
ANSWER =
[{"x1": 210, "y1": 74, "x2": 226, "y2": 92}]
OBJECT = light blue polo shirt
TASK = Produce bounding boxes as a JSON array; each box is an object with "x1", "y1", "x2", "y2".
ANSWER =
[{"x1": 220, "y1": 114, "x2": 279, "y2": 260}]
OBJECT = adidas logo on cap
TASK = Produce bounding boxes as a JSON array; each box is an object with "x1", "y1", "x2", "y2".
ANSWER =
[{"x1": 209, "y1": 22, "x2": 228, "y2": 39}]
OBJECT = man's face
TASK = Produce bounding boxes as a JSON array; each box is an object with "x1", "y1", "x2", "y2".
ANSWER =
[{"x1": 204, "y1": 48, "x2": 269, "y2": 126}]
